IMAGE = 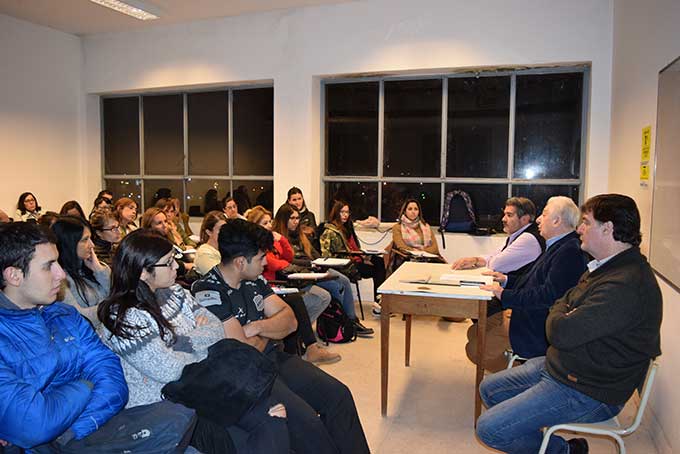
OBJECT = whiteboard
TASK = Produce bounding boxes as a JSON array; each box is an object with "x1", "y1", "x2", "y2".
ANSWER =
[{"x1": 650, "y1": 56, "x2": 680, "y2": 291}]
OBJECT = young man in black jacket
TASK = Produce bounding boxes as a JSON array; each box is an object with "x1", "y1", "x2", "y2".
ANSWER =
[{"x1": 476, "y1": 194, "x2": 662, "y2": 454}]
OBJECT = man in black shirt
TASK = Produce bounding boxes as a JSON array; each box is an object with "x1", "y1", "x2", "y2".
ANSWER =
[{"x1": 192, "y1": 219, "x2": 369, "y2": 454}]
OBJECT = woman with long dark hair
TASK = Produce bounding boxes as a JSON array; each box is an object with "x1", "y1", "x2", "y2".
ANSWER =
[
  {"x1": 194, "y1": 210, "x2": 228, "y2": 275},
  {"x1": 97, "y1": 229, "x2": 288, "y2": 454},
  {"x1": 59, "y1": 200, "x2": 87, "y2": 219},
  {"x1": 287, "y1": 187, "x2": 317, "y2": 231},
  {"x1": 273, "y1": 204, "x2": 373, "y2": 337},
  {"x1": 391, "y1": 198, "x2": 442, "y2": 255},
  {"x1": 15, "y1": 191, "x2": 42, "y2": 222},
  {"x1": 52, "y1": 215, "x2": 111, "y2": 326},
  {"x1": 320, "y1": 200, "x2": 386, "y2": 317}
]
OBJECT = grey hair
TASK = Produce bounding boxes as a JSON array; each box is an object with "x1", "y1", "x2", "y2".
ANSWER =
[{"x1": 546, "y1": 196, "x2": 580, "y2": 229}]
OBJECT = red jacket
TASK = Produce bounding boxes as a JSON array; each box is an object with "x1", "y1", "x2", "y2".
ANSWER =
[{"x1": 263, "y1": 235, "x2": 294, "y2": 282}]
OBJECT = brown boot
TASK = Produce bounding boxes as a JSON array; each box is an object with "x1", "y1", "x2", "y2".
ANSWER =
[{"x1": 302, "y1": 343, "x2": 341, "y2": 365}]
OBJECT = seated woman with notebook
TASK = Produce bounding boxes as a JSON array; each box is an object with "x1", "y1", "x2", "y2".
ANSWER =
[{"x1": 389, "y1": 199, "x2": 445, "y2": 274}]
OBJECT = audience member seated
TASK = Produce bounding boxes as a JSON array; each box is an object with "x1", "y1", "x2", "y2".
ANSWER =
[
  {"x1": 194, "y1": 210, "x2": 228, "y2": 275},
  {"x1": 320, "y1": 201, "x2": 386, "y2": 317},
  {"x1": 0, "y1": 209, "x2": 10, "y2": 224},
  {"x1": 191, "y1": 219, "x2": 370, "y2": 454},
  {"x1": 287, "y1": 186, "x2": 317, "y2": 233},
  {"x1": 467, "y1": 196, "x2": 587, "y2": 372},
  {"x1": 91, "y1": 195, "x2": 112, "y2": 216},
  {"x1": 113, "y1": 197, "x2": 138, "y2": 236},
  {"x1": 51, "y1": 216, "x2": 111, "y2": 328},
  {"x1": 204, "y1": 188, "x2": 221, "y2": 213},
  {"x1": 15, "y1": 191, "x2": 42, "y2": 222},
  {"x1": 223, "y1": 197, "x2": 245, "y2": 220},
  {"x1": 273, "y1": 203, "x2": 373, "y2": 337},
  {"x1": 0, "y1": 222, "x2": 127, "y2": 451},
  {"x1": 38, "y1": 211, "x2": 59, "y2": 228},
  {"x1": 59, "y1": 200, "x2": 87, "y2": 219},
  {"x1": 89, "y1": 208, "x2": 122, "y2": 267},
  {"x1": 97, "y1": 189, "x2": 114, "y2": 203},
  {"x1": 476, "y1": 194, "x2": 662, "y2": 454},
  {"x1": 452, "y1": 197, "x2": 545, "y2": 276},
  {"x1": 141, "y1": 208, "x2": 194, "y2": 274},
  {"x1": 97, "y1": 229, "x2": 288, "y2": 454},
  {"x1": 389, "y1": 198, "x2": 444, "y2": 273},
  {"x1": 156, "y1": 198, "x2": 196, "y2": 248}
]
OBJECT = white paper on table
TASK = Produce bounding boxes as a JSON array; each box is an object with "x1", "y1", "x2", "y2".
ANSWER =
[
  {"x1": 312, "y1": 258, "x2": 351, "y2": 267},
  {"x1": 362, "y1": 249, "x2": 387, "y2": 255},
  {"x1": 407, "y1": 250, "x2": 439, "y2": 258},
  {"x1": 438, "y1": 273, "x2": 492, "y2": 286},
  {"x1": 271, "y1": 286, "x2": 300, "y2": 295},
  {"x1": 286, "y1": 272, "x2": 331, "y2": 280}
]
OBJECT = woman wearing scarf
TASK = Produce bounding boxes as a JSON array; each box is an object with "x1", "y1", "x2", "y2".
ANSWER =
[{"x1": 391, "y1": 199, "x2": 442, "y2": 256}]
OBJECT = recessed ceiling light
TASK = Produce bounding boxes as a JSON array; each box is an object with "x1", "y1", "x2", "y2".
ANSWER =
[{"x1": 90, "y1": 0, "x2": 160, "y2": 21}]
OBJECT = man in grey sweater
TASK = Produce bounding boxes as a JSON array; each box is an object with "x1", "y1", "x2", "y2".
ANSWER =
[{"x1": 475, "y1": 194, "x2": 662, "y2": 454}]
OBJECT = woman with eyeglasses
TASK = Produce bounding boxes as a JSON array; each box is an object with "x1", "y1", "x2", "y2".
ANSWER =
[
  {"x1": 90, "y1": 208, "x2": 122, "y2": 266},
  {"x1": 320, "y1": 201, "x2": 386, "y2": 317},
  {"x1": 51, "y1": 215, "x2": 111, "y2": 327},
  {"x1": 15, "y1": 191, "x2": 42, "y2": 222},
  {"x1": 273, "y1": 204, "x2": 374, "y2": 337},
  {"x1": 97, "y1": 229, "x2": 289, "y2": 454}
]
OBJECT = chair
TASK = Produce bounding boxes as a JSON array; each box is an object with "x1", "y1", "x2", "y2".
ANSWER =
[
  {"x1": 350, "y1": 275, "x2": 365, "y2": 320},
  {"x1": 537, "y1": 360, "x2": 659, "y2": 454}
]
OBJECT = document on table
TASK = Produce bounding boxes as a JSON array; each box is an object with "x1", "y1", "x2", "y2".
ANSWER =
[
  {"x1": 312, "y1": 257, "x2": 351, "y2": 267},
  {"x1": 286, "y1": 272, "x2": 331, "y2": 280},
  {"x1": 362, "y1": 249, "x2": 387, "y2": 255},
  {"x1": 407, "y1": 250, "x2": 439, "y2": 258},
  {"x1": 399, "y1": 273, "x2": 492, "y2": 287},
  {"x1": 271, "y1": 286, "x2": 300, "y2": 295}
]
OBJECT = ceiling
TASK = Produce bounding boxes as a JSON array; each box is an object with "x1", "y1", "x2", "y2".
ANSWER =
[{"x1": 0, "y1": 0, "x2": 355, "y2": 35}]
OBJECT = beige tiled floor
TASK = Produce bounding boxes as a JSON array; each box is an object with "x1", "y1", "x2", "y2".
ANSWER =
[{"x1": 319, "y1": 306, "x2": 659, "y2": 453}]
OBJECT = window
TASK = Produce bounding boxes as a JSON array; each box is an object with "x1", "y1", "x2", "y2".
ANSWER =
[
  {"x1": 323, "y1": 68, "x2": 586, "y2": 226},
  {"x1": 102, "y1": 87, "x2": 274, "y2": 215}
]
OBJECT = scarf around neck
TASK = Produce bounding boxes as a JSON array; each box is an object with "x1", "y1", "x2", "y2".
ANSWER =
[{"x1": 399, "y1": 215, "x2": 432, "y2": 249}]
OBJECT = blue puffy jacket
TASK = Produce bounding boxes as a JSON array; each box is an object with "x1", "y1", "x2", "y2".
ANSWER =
[{"x1": 0, "y1": 293, "x2": 128, "y2": 449}]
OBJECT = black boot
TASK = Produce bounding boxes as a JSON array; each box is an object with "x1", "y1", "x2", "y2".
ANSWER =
[
  {"x1": 567, "y1": 438, "x2": 589, "y2": 454},
  {"x1": 352, "y1": 319, "x2": 374, "y2": 337}
]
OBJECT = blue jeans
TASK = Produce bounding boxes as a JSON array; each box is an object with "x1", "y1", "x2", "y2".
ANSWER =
[
  {"x1": 476, "y1": 357, "x2": 623, "y2": 454},
  {"x1": 316, "y1": 269, "x2": 356, "y2": 319}
]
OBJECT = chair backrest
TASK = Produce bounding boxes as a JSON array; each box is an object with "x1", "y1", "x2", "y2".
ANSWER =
[{"x1": 625, "y1": 360, "x2": 658, "y2": 435}]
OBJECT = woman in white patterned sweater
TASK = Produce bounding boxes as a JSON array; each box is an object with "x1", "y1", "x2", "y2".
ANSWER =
[{"x1": 97, "y1": 229, "x2": 289, "y2": 454}]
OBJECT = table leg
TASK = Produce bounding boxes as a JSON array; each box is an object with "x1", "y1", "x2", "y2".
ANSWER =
[
  {"x1": 405, "y1": 314, "x2": 412, "y2": 366},
  {"x1": 381, "y1": 298, "x2": 390, "y2": 416},
  {"x1": 474, "y1": 299, "x2": 488, "y2": 425}
]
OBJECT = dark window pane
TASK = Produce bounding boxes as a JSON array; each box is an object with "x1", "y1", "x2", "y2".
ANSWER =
[
  {"x1": 143, "y1": 95, "x2": 184, "y2": 175},
  {"x1": 233, "y1": 88, "x2": 273, "y2": 175},
  {"x1": 326, "y1": 82, "x2": 379, "y2": 176},
  {"x1": 233, "y1": 180, "x2": 274, "y2": 213},
  {"x1": 186, "y1": 178, "x2": 231, "y2": 217},
  {"x1": 445, "y1": 183, "x2": 508, "y2": 230},
  {"x1": 384, "y1": 79, "x2": 442, "y2": 177},
  {"x1": 512, "y1": 184, "x2": 579, "y2": 216},
  {"x1": 188, "y1": 91, "x2": 229, "y2": 175},
  {"x1": 381, "y1": 183, "x2": 441, "y2": 226},
  {"x1": 143, "y1": 179, "x2": 184, "y2": 211},
  {"x1": 514, "y1": 73, "x2": 583, "y2": 179},
  {"x1": 447, "y1": 76, "x2": 509, "y2": 177},
  {"x1": 324, "y1": 182, "x2": 378, "y2": 222},
  {"x1": 104, "y1": 178, "x2": 142, "y2": 207},
  {"x1": 103, "y1": 97, "x2": 140, "y2": 175}
]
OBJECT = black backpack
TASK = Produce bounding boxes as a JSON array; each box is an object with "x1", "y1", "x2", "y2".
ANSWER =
[{"x1": 316, "y1": 298, "x2": 357, "y2": 344}]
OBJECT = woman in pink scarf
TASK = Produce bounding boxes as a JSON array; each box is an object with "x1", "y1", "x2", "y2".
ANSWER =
[{"x1": 391, "y1": 199, "x2": 441, "y2": 256}]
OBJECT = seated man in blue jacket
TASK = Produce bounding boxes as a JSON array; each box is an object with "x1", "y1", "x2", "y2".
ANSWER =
[
  {"x1": 0, "y1": 222, "x2": 128, "y2": 451},
  {"x1": 471, "y1": 196, "x2": 587, "y2": 370}
]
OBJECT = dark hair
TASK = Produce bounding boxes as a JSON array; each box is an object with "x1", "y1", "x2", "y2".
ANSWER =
[
  {"x1": 93, "y1": 196, "x2": 112, "y2": 210},
  {"x1": 200, "y1": 210, "x2": 227, "y2": 244},
  {"x1": 51, "y1": 216, "x2": 98, "y2": 303},
  {"x1": 17, "y1": 192, "x2": 41, "y2": 215},
  {"x1": 505, "y1": 197, "x2": 537, "y2": 221},
  {"x1": 328, "y1": 200, "x2": 350, "y2": 231},
  {"x1": 38, "y1": 211, "x2": 60, "y2": 228},
  {"x1": 98, "y1": 190, "x2": 114, "y2": 199},
  {"x1": 582, "y1": 194, "x2": 642, "y2": 247},
  {"x1": 273, "y1": 204, "x2": 314, "y2": 258},
  {"x1": 218, "y1": 219, "x2": 273, "y2": 265},
  {"x1": 98, "y1": 229, "x2": 176, "y2": 340},
  {"x1": 153, "y1": 188, "x2": 172, "y2": 206},
  {"x1": 204, "y1": 189, "x2": 220, "y2": 213},
  {"x1": 0, "y1": 222, "x2": 56, "y2": 289},
  {"x1": 398, "y1": 199, "x2": 424, "y2": 222},
  {"x1": 59, "y1": 200, "x2": 86, "y2": 220},
  {"x1": 287, "y1": 187, "x2": 306, "y2": 210},
  {"x1": 222, "y1": 196, "x2": 236, "y2": 209}
]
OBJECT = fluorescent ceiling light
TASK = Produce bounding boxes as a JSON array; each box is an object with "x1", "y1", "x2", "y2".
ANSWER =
[{"x1": 90, "y1": 0, "x2": 160, "y2": 21}]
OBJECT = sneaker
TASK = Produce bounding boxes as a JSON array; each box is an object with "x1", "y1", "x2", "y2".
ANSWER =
[
  {"x1": 352, "y1": 319, "x2": 374, "y2": 337},
  {"x1": 371, "y1": 301, "x2": 382, "y2": 318},
  {"x1": 302, "y1": 343, "x2": 341, "y2": 365},
  {"x1": 567, "y1": 438, "x2": 589, "y2": 454}
]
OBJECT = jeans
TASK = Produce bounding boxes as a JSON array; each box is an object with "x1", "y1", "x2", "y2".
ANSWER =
[
  {"x1": 477, "y1": 357, "x2": 623, "y2": 454},
  {"x1": 300, "y1": 285, "x2": 331, "y2": 322},
  {"x1": 316, "y1": 269, "x2": 356, "y2": 319},
  {"x1": 267, "y1": 350, "x2": 370, "y2": 454}
]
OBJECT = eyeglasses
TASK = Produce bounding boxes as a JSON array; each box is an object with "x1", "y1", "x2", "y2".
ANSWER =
[
  {"x1": 150, "y1": 256, "x2": 176, "y2": 268},
  {"x1": 340, "y1": 210, "x2": 350, "y2": 215},
  {"x1": 100, "y1": 224, "x2": 120, "y2": 232}
]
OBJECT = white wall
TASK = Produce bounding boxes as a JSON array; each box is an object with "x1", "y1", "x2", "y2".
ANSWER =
[
  {"x1": 610, "y1": 0, "x2": 680, "y2": 451},
  {"x1": 81, "y1": 0, "x2": 615, "y2": 215},
  {"x1": 0, "y1": 14, "x2": 84, "y2": 217}
]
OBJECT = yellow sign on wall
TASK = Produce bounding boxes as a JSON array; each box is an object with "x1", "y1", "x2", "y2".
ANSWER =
[
  {"x1": 640, "y1": 163, "x2": 650, "y2": 180},
  {"x1": 641, "y1": 126, "x2": 651, "y2": 162}
]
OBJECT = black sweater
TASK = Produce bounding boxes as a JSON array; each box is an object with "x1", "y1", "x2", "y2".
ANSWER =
[{"x1": 545, "y1": 247, "x2": 662, "y2": 405}]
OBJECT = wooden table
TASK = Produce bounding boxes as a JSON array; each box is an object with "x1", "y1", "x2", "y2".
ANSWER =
[{"x1": 377, "y1": 262, "x2": 493, "y2": 424}]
